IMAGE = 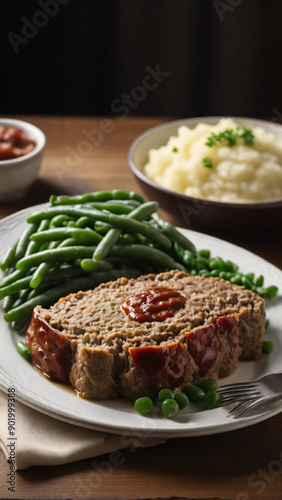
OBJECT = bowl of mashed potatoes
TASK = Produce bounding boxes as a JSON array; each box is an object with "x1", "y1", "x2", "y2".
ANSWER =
[{"x1": 128, "y1": 117, "x2": 282, "y2": 232}]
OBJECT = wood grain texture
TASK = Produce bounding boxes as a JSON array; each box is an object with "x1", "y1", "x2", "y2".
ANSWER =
[{"x1": 0, "y1": 116, "x2": 281, "y2": 500}]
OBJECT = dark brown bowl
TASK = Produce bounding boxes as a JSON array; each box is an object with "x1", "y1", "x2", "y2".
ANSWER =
[{"x1": 128, "y1": 117, "x2": 282, "y2": 233}]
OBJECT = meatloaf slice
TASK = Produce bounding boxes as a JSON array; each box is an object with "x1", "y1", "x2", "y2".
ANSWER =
[{"x1": 25, "y1": 270, "x2": 265, "y2": 401}]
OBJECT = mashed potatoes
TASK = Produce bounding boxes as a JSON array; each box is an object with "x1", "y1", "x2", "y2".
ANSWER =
[{"x1": 144, "y1": 118, "x2": 282, "y2": 203}]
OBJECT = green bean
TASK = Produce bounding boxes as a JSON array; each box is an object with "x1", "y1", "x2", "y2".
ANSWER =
[
  {"x1": 16, "y1": 246, "x2": 97, "y2": 271},
  {"x1": 71, "y1": 228, "x2": 103, "y2": 245},
  {"x1": 93, "y1": 228, "x2": 121, "y2": 262},
  {"x1": 30, "y1": 227, "x2": 79, "y2": 242},
  {"x1": 50, "y1": 215, "x2": 75, "y2": 227},
  {"x1": 109, "y1": 244, "x2": 178, "y2": 269},
  {"x1": 128, "y1": 201, "x2": 158, "y2": 221},
  {"x1": 89, "y1": 199, "x2": 141, "y2": 208},
  {"x1": 49, "y1": 190, "x2": 145, "y2": 206},
  {"x1": 85, "y1": 202, "x2": 133, "y2": 215},
  {"x1": 93, "y1": 202, "x2": 160, "y2": 262},
  {"x1": 28, "y1": 206, "x2": 172, "y2": 249},
  {"x1": 58, "y1": 238, "x2": 77, "y2": 247},
  {"x1": 1, "y1": 242, "x2": 17, "y2": 271},
  {"x1": 12, "y1": 289, "x2": 31, "y2": 309},
  {"x1": 152, "y1": 212, "x2": 196, "y2": 253},
  {"x1": 117, "y1": 234, "x2": 135, "y2": 245},
  {"x1": 25, "y1": 219, "x2": 50, "y2": 256},
  {"x1": 12, "y1": 314, "x2": 31, "y2": 333},
  {"x1": 80, "y1": 259, "x2": 113, "y2": 273},
  {"x1": 2, "y1": 294, "x2": 18, "y2": 313},
  {"x1": 0, "y1": 276, "x2": 32, "y2": 299},
  {"x1": 14, "y1": 320, "x2": 30, "y2": 336},
  {"x1": 4, "y1": 269, "x2": 138, "y2": 322},
  {"x1": 29, "y1": 262, "x2": 52, "y2": 289},
  {"x1": 75, "y1": 216, "x2": 94, "y2": 228},
  {"x1": 29, "y1": 240, "x2": 61, "y2": 289},
  {"x1": 14, "y1": 223, "x2": 38, "y2": 261},
  {"x1": 27, "y1": 284, "x2": 51, "y2": 300},
  {"x1": 0, "y1": 269, "x2": 26, "y2": 288},
  {"x1": 16, "y1": 341, "x2": 31, "y2": 360}
]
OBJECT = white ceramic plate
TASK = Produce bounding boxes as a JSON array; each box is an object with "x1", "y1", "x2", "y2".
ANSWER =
[{"x1": 0, "y1": 204, "x2": 281, "y2": 438}]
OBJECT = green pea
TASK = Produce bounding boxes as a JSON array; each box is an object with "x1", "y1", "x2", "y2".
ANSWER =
[
  {"x1": 175, "y1": 392, "x2": 189, "y2": 409},
  {"x1": 134, "y1": 397, "x2": 153, "y2": 415},
  {"x1": 223, "y1": 260, "x2": 237, "y2": 272},
  {"x1": 255, "y1": 275, "x2": 264, "y2": 287},
  {"x1": 219, "y1": 271, "x2": 234, "y2": 280},
  {"x1": 209, "y1": 257, "x2": 224, "y2": 271},
  {"x1": 210, "y1": 269, "x2": 220, "y2": 277},
  {"x1": 184, "y1": 384, "x2": 205, "y2": 404},
  {"x1": 257, "y1": 286, "x2": 279, "y2": 299},
  {"x1": 241, "y1": 276, "x2": 253, "y2": 290},
  {"x1": 161, "y1": 399, "x2": 179, "y2": 419},
  {"x1": 196, "y1": 261, "x2": 208, "y2": 272},
  {"x1": 264, "y1": 286, "x2": 279, "y2": 299},
  {"x1": 197, "y1": 249, "x2": 211, "y2": 259},
  {"x1": 245, "y1": 273, "x2": 255, "y2": 283},
  {"x1": 158, "y1": 388, "x2": 175, "y2": 402},
  {"x1": 205, "y1": 390, "x2": 220, "y2": 410},
  {"x1": 262, "y1": 341, "x2": 274, "y2": 354},
  {"x1": 199, "y1": 378, "x2": 217, "y2": 394},
  {"x1": 230, "y1": 275, "x2": 243, "y2": 285}
]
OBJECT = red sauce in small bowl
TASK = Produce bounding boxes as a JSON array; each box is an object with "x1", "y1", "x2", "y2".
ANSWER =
[{"x1": 0, "y1": 126, "x2": 36, "y2": 161}]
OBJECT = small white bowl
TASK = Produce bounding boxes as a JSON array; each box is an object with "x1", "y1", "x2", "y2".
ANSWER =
[{"x1": 0, "y1": 118, "x2": 46, "y2": 202}]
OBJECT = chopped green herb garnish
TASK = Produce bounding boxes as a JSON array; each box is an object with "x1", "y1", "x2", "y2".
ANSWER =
[
  {"x1": 205, "y1": 126, "x2": 255, "y2": 149},
  {"x1": 203, "y1": 126, "x2": 255, "y2": 167},
  {"x1": 172, "y1": 146, "x2": 178, "y2": 153},
  {"x1": 240, "y1": 126, "x2": 255, "y2": 146},
  {"x1": 203, "y1": 157, "x2": 213, "y2": 169}
]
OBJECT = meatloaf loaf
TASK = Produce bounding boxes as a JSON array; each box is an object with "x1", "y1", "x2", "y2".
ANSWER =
[{"x1": 25, "y1": 270, "x2": 265, "y2": 401}]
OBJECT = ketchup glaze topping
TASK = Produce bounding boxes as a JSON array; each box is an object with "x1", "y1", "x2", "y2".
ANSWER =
[{"x1": 121, "y1": 286, "x2": 186, "y2": 323}]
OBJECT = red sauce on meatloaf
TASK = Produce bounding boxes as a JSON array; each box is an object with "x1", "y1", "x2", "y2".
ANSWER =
[
  {"x1": 121, "y1": 286, "x2": 186, "y2": 323},
  {"x1": 25, "y1": 311, "x2": 71, "y2": 384},
  {"x1": 0, "y1": 126, "x2": 36, "y2": 160},
  {"x1": 129, "y1": 342, "x2": 189, "y2": 386}
]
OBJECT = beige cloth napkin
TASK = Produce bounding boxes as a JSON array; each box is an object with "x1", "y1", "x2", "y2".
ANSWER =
[{"x1": 0, "y1": 390, "x2": 166, "y2": 470}]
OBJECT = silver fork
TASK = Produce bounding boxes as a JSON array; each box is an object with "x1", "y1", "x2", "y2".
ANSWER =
[
  {"x1": 228, "y1": 394, "x2": 282, "y2": 419},
  {"x1": 217, "y1": 372, "x2": 282, "y2": 417}
]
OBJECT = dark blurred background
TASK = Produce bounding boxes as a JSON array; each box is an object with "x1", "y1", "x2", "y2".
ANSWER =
[{"x1": 1, "y1": 0, "x2": 282, "y2": 119}]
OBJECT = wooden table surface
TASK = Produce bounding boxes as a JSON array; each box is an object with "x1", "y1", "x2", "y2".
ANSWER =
[{"x1": 0, "y1": 116, "x2": 281, "y2": 500}]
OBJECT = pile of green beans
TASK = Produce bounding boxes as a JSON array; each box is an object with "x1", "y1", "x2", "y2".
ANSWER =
[
  {"x1": 0, "y1": 189, "x2": 278, "y2": 336},
  {"x1": 0, "y1": 190, "x2": 196, "y2": 331}
]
